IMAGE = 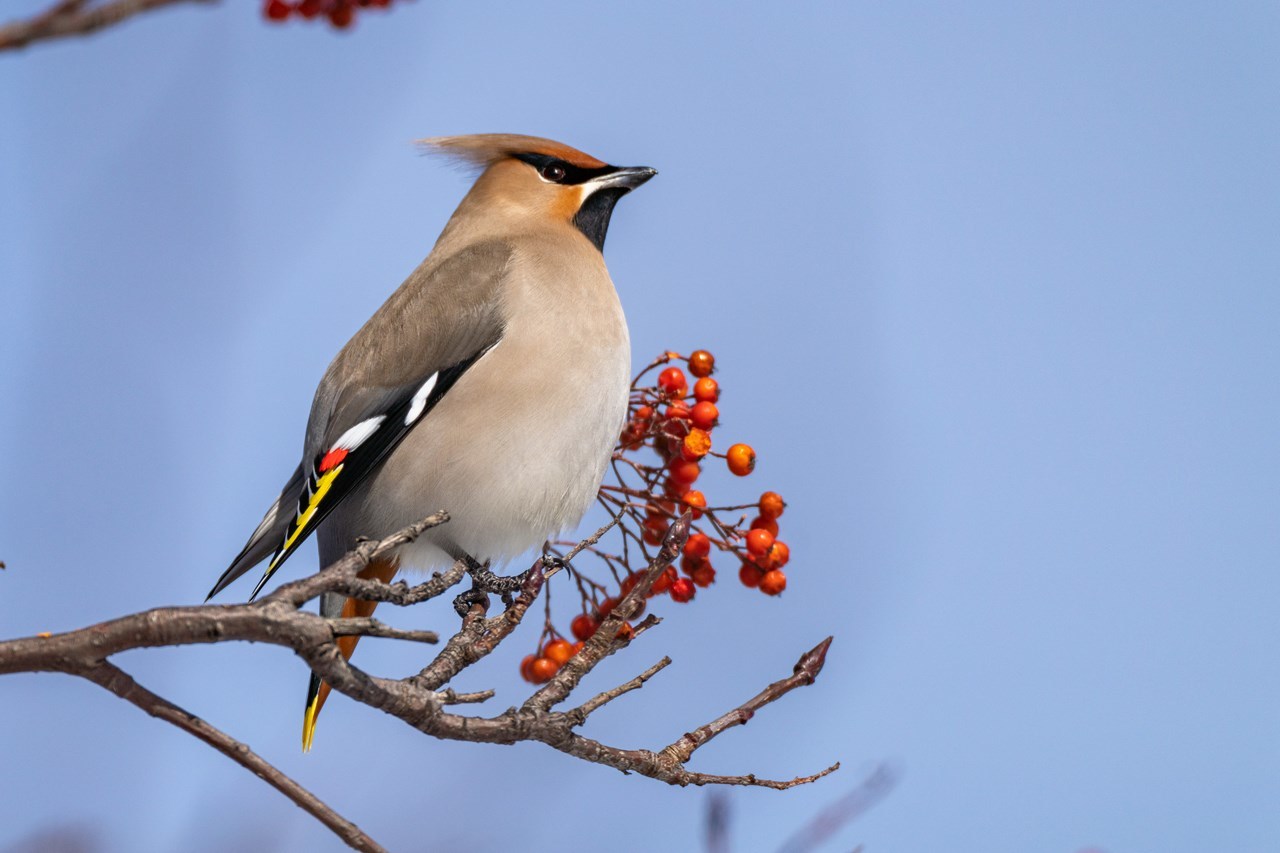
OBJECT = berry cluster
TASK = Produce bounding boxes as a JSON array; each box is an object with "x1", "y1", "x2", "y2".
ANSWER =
[
  {"x1": 262, "y1": 0, "x2": 399, "y2": 29},
  {"x1": 521, "y1": 349, "x2": 792, "y2": 683}
]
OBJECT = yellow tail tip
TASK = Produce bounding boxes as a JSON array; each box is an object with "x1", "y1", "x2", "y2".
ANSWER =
[{"x1": 302, "y1": 700, "x2": 320, "y2": 753}]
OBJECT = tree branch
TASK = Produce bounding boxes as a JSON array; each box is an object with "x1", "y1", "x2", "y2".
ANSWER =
[
  {"x1": 0, "y1": 0, "x2": 217, "y2": 52},
  {"x1": 0, "y1": 513, "x2": 838, "y2": 849}
]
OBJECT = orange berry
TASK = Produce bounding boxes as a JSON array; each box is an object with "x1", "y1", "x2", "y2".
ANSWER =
[
  {"x1": 684, "y1": 531, "x2": 712, "y2": 559},
  {"x1": 750, "y1": 515, "x2": 779, "y2": 537},
  {"x1": 690, "y1": 401, "x2": 719, "y2": 431},
  {"x1": 668, "y1": 458, "x2": 701, "y2": 486},
  {"x1": 690, "y1": 563, "x2": 716, "y2": 587},
  {"x1": 643, "y1": 515, "x2": 666, "y2": 545},
  {"x1": 745, "y1": 528, "x2": 775, "y2": 557},
  {"x1": 681, "y1": 428, "x2": 712, "y2": 461},
  {"x1": 570, "y1": 612, "x2": 598, "y2": 641},
  {"x1": 665, "y1": 402, "x2": 692, "y2": 423},
  {"x1": 520, "y1": 654, "x2": 538, "y2": 682},
  {"x1": 530, "y1": 657, "x2": 558, "y2": 683},
  {"x1": 726, "y1": 443, "x2": 756, "y2": 476},
  {"x1": 544, "y1": 638, "x2": 574, "y2": 666},
  {"x1": 669, "y1": 576, "x2": 696, "y2": 602},
  {"x1": 688, "y1": 350, "x2": 715, "y2": 378},
  {"x1": 693, "y1": 377, "x2": 719, "y2": 403},
  {"x1": 738, "y1": 562, "x2": 764, "y2": 588},
  {"x1": 572, "y1": 641, "x2": 585, "y2": 656},
  {"x1": 766, "y1": 540, "x2": 790, "y2": 569},
  {"x1": 758, "y1": 491, "x2": 785, "y2": 520},
  {"x1": 759, "y1": 569, "x2": 787, "y2": 596},
  {"x1": 651, "y1": 565, "x2": 678, "y2": 594},
  {"x1": 597, "y1": 596, "x2": 618, "y2": 619},
  {"x1": 658, "y1": 367, "x2": 688, "y2": 398},
  {"x1": 682, "y1": 490, "x2": 707, "y2": 519},
  {"x1": 635, "y1": 404, "x2": 654, "y2": 423}
]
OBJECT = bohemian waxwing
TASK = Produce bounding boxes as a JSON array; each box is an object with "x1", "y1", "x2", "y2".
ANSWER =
[{"x1": 206, "y1": 134, "x2": 656, "y2": 749}]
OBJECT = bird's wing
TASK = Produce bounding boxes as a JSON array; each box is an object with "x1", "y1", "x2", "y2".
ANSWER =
[{"x1": 208, "y1": 241, "x2": 513, "y2": 600}]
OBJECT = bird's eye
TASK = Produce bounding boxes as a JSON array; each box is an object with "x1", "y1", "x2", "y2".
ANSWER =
[{"x1": 541, "y1": 162, "x2": 567, "y2": 182}]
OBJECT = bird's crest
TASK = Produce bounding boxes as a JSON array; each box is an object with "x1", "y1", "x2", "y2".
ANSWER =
[{"x1": 419, "y1": 133, "x2": 607, "y2": 172}]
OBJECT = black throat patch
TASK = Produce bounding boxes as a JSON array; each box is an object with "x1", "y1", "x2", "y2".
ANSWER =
[{"x1": 574, "y1": 188, "x2": 626, "y2": 252}]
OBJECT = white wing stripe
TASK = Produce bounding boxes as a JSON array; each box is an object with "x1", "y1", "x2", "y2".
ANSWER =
[
  {"x1": 404, "y1": 373, "x2": 439, "y2": 425},
  {"x1": 332, "y1": 416, "x2": 385, "y2": 451}
]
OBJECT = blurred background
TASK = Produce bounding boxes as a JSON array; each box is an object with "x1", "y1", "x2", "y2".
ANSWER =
[{"x1": 2, "y1": 2, "x2": 1278, "y2": 851}]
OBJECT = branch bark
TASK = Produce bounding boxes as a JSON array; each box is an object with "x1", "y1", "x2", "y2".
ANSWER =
[
  {"x1": 0, "y1": 0, "x2": 216, "y2": 52},
  {"x1": 0, "y1": 513, "x2": 838, "y2": 849}
]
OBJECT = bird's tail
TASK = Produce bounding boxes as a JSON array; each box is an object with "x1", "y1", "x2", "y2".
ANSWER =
[{"x1": 302, "y1": 556, "x2": 400, "y2": 751}]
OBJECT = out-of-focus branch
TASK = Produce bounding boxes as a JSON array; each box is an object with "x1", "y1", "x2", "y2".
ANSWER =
[
  {"x1": 0, "y1": 0, "x2": 216, "y2": 52},
  {"x1": 0, "y1": 511, "x2": 838, "y2": 850}
]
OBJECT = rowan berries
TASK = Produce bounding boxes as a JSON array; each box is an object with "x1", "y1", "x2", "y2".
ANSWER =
[
  {"x1": 658, "y1": 367, "x2": 688, "y2": 398},
  {"x1": 651, "y1": 566, "x2": 678, "y2": 594},
  {"x1": 759, "y1": 491, "x2": 785, "y2": 520},
  {"x1": 668, "y1": 458, "x2": 701, "y2": 485},
  {"x1": 688, "y1": 350, "x2": 715, "y2": 378},
  {"x1": 669, "y1": 577, "x2": 696, "y2": 602},
  {"x1": 766, "y1": 540, "x2": 790, "y2": 569},
  {"x1": 693, "y1": 377, "x2": 719, "y2": 403},
  {"x1": 749, "y1": 515, "x2": 779, "y2": 537},
  {"x1": 745, "y1": 528, "x2": 775, "y2": 557},
  {"x1": 520, "y1": 654, "x2": 538, "y2": 682},
  {"x1": 682, "y1": 490, "x2": 707, "y2": 519},
  {"x1": 643, "y1": 514, "x2": 667, "y2": 545},
  {"x1": 759, "y1": 569, "x2": 787, "y2": 596},
  {"x1": 328, "y1": 5, "x2": 354, "y2": 26},
  {"x1": 544, "y1": 638, "x2": 574, "y2": 666},
  {"x1": 726, "y1": 443, "x2": 756, "y2": 476},
  {"x1": 570, "y1": 612, "x2": 598, "y2": 641},
  {"x1": 690, "y1": 401, "x2": 719, "y2": 431},
  {"x1": 690, "y1": 563, "x2": 716, "y2": 587},
  {"x1": 684, "y1": 531, "x2": 712, "y2": 559},
  {"x1": 264, "y1": 0, "x2": 291, "y2": 20},
  {"x1": 738, "y1": 562, "x2": 764, "y2": 588},
  {"x1": 681, "y1": 428, "x2": 712, "y2": 461},
  {"x1": 530, "y1": 657, "x2": 558, "y2": 683}
]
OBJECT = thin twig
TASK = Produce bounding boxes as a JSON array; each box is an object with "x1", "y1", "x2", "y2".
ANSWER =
[{"x1": 0, "y1": 0, "x2": 216, "y2": 52}]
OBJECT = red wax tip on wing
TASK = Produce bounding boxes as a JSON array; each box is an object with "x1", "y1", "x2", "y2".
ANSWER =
[{"x1": 319, "y1": 448, "x2": 349, "y2": 473}]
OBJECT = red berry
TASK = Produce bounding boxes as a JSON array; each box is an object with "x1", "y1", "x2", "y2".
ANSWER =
[
  {"x1": 759, "y1": 491, "x2": 785, "y2": 520},
  {"x1": 693, "y1": 377, "x2": 719, "y2": 403},
  {"x1": 684, "y1": 531, "x2": 712, "y2": 559},
  {"x1": 264, "y1": 0, "x2": 291, "y2": 21},
  {"x1": 570, "y1": 612, "x2": 598, "y2": 641},
  {"x1": 651, "y1": 566, "x2": 678, "y2": 594},
  {"x1": 530, "y1": 656, "x2": 558, "y2": 683},
  {"x1": 597, "y1": 597, "x2": 618, "y2": 619},
  {"x1": 759, "y1": 569, "x2": 787, "y2": 596},
  {"x1": 520, "y1": 654, "x2": 538, "y2": 682},
  {"x1": 669, "y1": 577, "x2": 696, "y2": 602},
  {"x1": 635, "y1": 404, "x2": 654, "y2": 423},
  {"x1": 682, "y1": 490, "x2": 707, "y2": 519},
  {"x1": 328, "y1": 5, "x2": 354, "y2": 27},
  {"x1": 766, "y1": 540, "x2": 790, "y2": 569},
  {"x1": 688, "y1": 350, "x2": 715, "y2": 378},
  {"x1": 690, "y1": 401, "x2": 719, "y2": 431},
  {"x1": 668, "y1": 458, "x2": 701, "y2": 486},
  {"x1": 745, "y1": 528, "x2": 775, "y2": 557},
  {"x1": 544, "y1": 638, "x2": 574, "y2": 666},
  {"x1": 738, "y1": 562, "x2": 764, "y2": 588},
  {"x1": 681, "y1": 428, "x2": 712, "y2": 461},
  {"x1": 571, "y1": 640, "x2": 584, "y2": 656},
  {"x1": 726, "y1": 443, "x2": 756, "y2": 476},
  {"x1": 690, "y1": 564, "x2": 716, "y2": 587},
  {"x1": 658, "y1": 367, "x2": 688, "y2": 398},
  {"x1": 750, "y1": 515, "x2": 779, "y2": 537},
  {"x1": 643, "y1": 514, "x2": 668, "y2": 545},
  {"x1": 665, "y1": 402, "x2": 692, "y2": 423},
  {"x1": 297, "y1": 0, "x2": 321, "y2": 17}
]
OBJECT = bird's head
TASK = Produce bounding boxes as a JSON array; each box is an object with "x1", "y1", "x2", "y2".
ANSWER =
[{"x1": 422, "y1": 133, "x2": 657, "y2": 251}]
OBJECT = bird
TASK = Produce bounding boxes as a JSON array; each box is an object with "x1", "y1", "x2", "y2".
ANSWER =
[{"x1": 206, "y1": 134, "x2": 657, "y2": 750}]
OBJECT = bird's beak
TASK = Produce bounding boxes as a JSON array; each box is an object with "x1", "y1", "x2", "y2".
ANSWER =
[{"x1": 589, "y1": 166, "x2": 658, "y2": 194}]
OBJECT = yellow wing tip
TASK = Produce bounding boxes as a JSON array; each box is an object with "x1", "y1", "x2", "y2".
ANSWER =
[{"x1": 302, "y1": 699, "x2": 320, "y2": 753}]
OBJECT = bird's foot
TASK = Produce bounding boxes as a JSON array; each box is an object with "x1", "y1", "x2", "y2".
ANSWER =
[{"x1": 452, "y1": 587, "x2": 489, "y2": 619}]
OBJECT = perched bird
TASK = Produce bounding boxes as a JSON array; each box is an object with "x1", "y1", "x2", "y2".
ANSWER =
[{"x1": 207, "y1": 134, "x2": 656, "y2": 750}]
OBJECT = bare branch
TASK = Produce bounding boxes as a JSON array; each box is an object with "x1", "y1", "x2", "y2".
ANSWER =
[
  {"x1": 0, "y1": 0, "x2": 217, "y2": 52},
  {"x1": 80, "y1": 660, "x2": 384, "y2": 853},
  {"x1": 0, "y1": 513, "x2": 840, "y2": 850}
]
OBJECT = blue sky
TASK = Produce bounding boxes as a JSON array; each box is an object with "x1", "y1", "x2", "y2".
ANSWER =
[{"x1": 2, "y1": 2, "x2": 1278, "y2": 851}]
